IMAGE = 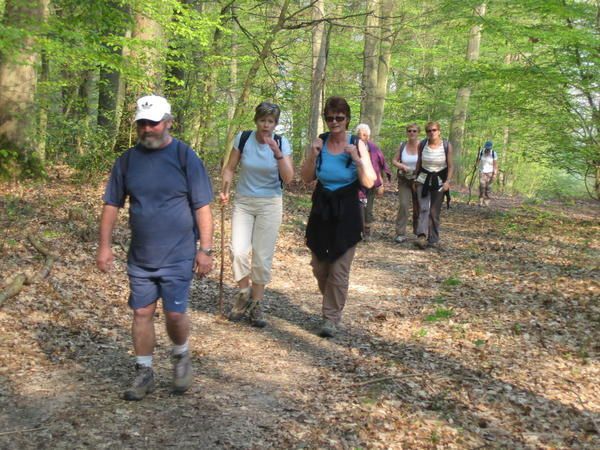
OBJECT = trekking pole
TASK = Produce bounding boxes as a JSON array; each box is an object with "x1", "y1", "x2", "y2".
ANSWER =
[
  {"x1": 467, "y1": 142, "x2": 483, "y2": 205},
  {"x1": 218, "y1": 181, "x2": 230, "y2": 319}
]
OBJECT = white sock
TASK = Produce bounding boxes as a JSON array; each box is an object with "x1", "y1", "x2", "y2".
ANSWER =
[
  {"x1": 172, "y1": 341, "x2": 189, "y2": 356},
  {"x1": 136, "y1": 355, "x2": 153, "y2": 368}
]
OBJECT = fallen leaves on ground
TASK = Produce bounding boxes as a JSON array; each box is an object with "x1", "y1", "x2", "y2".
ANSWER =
[{"x1": 0, "y1": 169, "x2": 598, "y2": 449}]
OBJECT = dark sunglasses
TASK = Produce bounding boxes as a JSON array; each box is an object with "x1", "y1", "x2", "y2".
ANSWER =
[
  {"x1": 426, "y1": 128, "x2": 438, "y2": 133},
  {"x1": 324, "y1": 115, "x2": 346, "y2": 123},
  {"x1": 137, "y1": 119, "x2": 161, "y2": 127},
  {"x1": 407, "y1": 129, "x2": 418, "y2": 133}
]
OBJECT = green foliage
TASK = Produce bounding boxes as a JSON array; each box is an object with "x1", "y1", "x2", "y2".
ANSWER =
[
  {"x1": 442, "y1": 276, "x2": 461, "y2": 287},
  {"x1": 425, "y1": 308, "x2": 454, "y2": 323},
  {"x1": 0, "y1": 147, "x2": 46, "y2": 180},
  {"x1": 0, "y1": 0, "x2": 596, "y2": 199}
]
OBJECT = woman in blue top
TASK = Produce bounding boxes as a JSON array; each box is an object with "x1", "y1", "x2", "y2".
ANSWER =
[
  {"x1": 300, "y1": 96, "x2": 376, "y2": 337},
  {"x1": 220, "y1": 102, "x2": 294, "y2": 327}
]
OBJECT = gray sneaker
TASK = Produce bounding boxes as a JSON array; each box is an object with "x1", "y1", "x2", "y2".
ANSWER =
[
  {"x1": 172, "y1": 351, "x2": 193, "y2": 394},
  {"x1": 229, "y1": 288, "x2": 251, "y2": 321},
  {"x1": 318, "y1": 319, "x2": 337, "y2": 338},
  {"x1": 123, "y1": 364, "x2": 155, "y2": 401},
  {"x1": 394, "y1": 235, "x2": 408, "y2": 243},
  {"x1": 249, "y1": 301, "x2": 267, "y2": 328}
]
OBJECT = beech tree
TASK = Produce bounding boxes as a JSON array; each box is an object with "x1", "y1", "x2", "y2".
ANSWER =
[{"x1": 0, "y1": 0, "x2": 48, "y2": 171}]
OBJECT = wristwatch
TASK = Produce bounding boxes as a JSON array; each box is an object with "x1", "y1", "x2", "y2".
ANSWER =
[{"x1": 199, "y1": 247, "x2": 213, "y2": 256}]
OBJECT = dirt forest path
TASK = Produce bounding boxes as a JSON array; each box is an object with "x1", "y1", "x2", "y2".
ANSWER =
[{"x1": 1, "y1": 171, "x2": 599, "y2": 449}]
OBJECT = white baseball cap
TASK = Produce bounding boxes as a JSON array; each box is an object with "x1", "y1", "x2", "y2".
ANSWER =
[{"x1": 134, "y1": 95, "x2": 171, "y2": 122}]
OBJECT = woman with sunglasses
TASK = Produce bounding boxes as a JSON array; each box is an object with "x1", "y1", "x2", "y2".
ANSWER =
[
  {"x1": 220, "y1": 102, "x2": 294, "y2": 327},
  {"x1": 414, "y1": 121, "x2": 453, "y2": 249},
  {"x1": 301, "y1": 96, "x2": 376, "y2": 338},
  {"x1": 391, "y1": 123, "x2": 421, "y2": 243}
]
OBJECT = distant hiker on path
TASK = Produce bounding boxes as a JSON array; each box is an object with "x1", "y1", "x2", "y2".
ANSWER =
[
  {"x1": 414, "y1": 121, "x2": 453, "y2": 250},
  {"x1": 355, "y1": 123, "x2": 391, "y2": 241},
  {"x1": 220, "y1": 102, "x2": 294, "y2": 327},
  {"x1": 479, "y1": 140, "x2": 498, "y2": 207},
  {"x1": 392, "y1": 123, "x2": 421, "y2": 243},
  {"x1": 301, "y1": 96, "x2": 376, "y2": 338},
  {"x1": 97, "y1": 95, "x2": 214, "y2": 400}
]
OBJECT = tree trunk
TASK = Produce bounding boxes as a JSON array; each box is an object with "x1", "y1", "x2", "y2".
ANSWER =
[
  {"x1": 114, "y1": 4, "x2": 168, "y2": 151},
  {"x1": 360, "y1": 0, "x2": 396, "y2": 142},
  {"x1": 0, "y1": 0, "x2": 49, "y2": 169},
  {"x1": 37, "y1": 49, "x2": 49, "y2": 162},
  {"x1": 98, "y1": 3, "x2": 130, "y2": 151},
  {"x1": 449, "y1": 3, "x2": 486, "y2": 184},
  {"x1": 131, "y1": 8, "x2": 167, "y2": 94},
  {"x1": 196, "y1": 2, "x2": 230, "y2": 153},
  {"x1": 360, "y1": 0, "x2": 379, "y2": 133},
  {"x1": 307, "y1": 0, "x2": 327, "y2": 155},
  {"x1": 222, "y1": 0, "x2": 291, "y2": 166}
]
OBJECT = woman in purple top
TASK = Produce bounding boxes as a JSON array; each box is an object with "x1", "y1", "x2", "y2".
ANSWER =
[{"x1": 355, "y1": 123, "x2": 391, "y2": 241}]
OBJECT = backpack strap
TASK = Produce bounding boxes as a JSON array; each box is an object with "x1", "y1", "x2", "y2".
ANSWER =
[
  {"x1": 118, "y1": 145, "x2": 137, "y2": 194},
  {"x1": 398, "y1": 141, "x2": 407, "y2": 163},
  {"x1": 316, "y1": 132, "x2": 360, "y2": 170},
  {"x1": 175, "y1": 139, "x2": 200, "y2": 239},
  {"x1": 237, "y1": 130, "x2": 253, "y2": 153},
  {"x1": 417, "y1": 139, "x2": 427, "y2": 158},
  {"x1": 274, "y1": 133, "x2": 284, "y2": 189},
  {"x1": 316, "y1": 132, "x2": 330, "y2": 171}
]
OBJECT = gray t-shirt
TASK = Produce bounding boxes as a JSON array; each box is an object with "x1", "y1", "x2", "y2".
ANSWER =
[{"x1": 103, "y1": 139, "x2": 213, "y2": 268}]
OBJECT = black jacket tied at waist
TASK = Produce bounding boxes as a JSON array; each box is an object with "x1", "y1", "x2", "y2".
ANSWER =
[
  {"x1": 418, "y1": 167, "x2": 451, "y2": 208},
  {"x1": 306, "y1": 181, "x2": 363, "y2": 262}
]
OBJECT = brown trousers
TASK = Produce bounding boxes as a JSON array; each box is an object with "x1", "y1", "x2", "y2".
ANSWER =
[
  {"x1": 395, "y1": 176, "x2": 418, "y2": 236},
  {"x1": 310, "y1": 246, "x2": 357, "y2": 324}
]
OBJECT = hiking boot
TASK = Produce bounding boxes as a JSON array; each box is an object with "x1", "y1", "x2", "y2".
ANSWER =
[
  {"x1": 123, "y1": 364, "x2": 155, "y2": 401},
  {"x1": 172, "y1": 351, "x2": 193, "y2": 394},
  {"x1": 248, "y1": 301, "x2": 267, "y2": 328},
  {"x1": 415, "y1": 235, "x2": 428, "y2": 249},
  {"x1": 363, "y1": 226, "x2": 371, "y2": 242},
  {"x1": 229, "y1": 287, "x2": 251, "y2": 321},
  {"x1": 394, "y1": 235, "x2": 408, "y2": 243},
  {"x1": 484, "y1": 198, "x2": 491, "y2": 207},
  {"x1": 318, "y1": 319, "x2": 337, "y2": 338},
  {"x1": 478, "y1": 197, "x2": 484, "y2": 207}
]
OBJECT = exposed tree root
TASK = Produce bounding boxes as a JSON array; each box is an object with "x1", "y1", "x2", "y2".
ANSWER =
[{"x1": 0, "y1": 234, "x2": 57, "y2": 307}]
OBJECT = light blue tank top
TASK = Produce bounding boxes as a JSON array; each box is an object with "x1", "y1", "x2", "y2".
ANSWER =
[{"x1": 316, "y1": 134, "x2": 357, "y2": 191}]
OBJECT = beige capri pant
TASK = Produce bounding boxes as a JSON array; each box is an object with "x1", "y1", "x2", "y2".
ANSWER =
[{"x1": 230, "y1": 195, "x2": 283, "y2": 285}]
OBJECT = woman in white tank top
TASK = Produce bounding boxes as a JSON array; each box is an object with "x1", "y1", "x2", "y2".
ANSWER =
[
  {"x1": 414, "y1": 121, "x2": 454, "y2": 249},
  {"x1": 392, "y1": 123, "x2": 420, "y2": 243}
]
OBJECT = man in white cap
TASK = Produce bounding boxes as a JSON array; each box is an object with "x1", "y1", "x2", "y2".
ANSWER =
[{"x1": 97, "y1": 95, "x2": 214, "y2": 400}]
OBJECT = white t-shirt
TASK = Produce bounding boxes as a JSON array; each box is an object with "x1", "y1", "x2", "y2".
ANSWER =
[
  {"x1": 479, "y1": 150, "x2": 497, "y2": 174},
  {"x1": 234, "y1": 131, "x2": 292, "y2": 197}
]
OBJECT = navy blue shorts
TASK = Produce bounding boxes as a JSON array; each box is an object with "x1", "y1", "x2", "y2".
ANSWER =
[{"x1": 127, "y1": 259, "x2": 194, "y2": 313}]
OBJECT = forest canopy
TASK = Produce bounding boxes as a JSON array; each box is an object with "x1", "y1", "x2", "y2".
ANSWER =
[{"x1": 0, "y1": 0, "x2": 598, "y2": 199}]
